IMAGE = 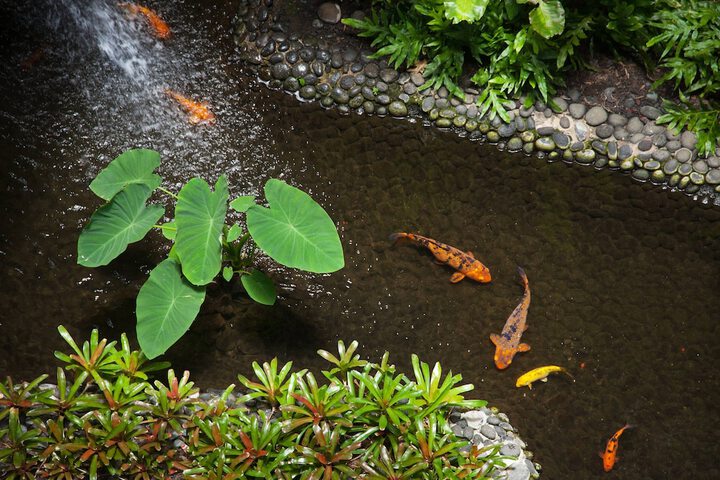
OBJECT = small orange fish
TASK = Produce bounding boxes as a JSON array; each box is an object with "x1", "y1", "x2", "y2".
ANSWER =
[
  {"x1": 601, "y1": 424, "x2": 633, "y2": 472},
  {"x1": 164, "y1": 89, "x2": 216, "y2": 124},
  {"x1": 118, "y1": 2, "x2": 171, "y2": 39},
  {"x1": 389, "y1": 233, "x2": 491, "y2": 283},
  {"x1": 490, "y1": 267, "x2": 531, "y2": 369}
]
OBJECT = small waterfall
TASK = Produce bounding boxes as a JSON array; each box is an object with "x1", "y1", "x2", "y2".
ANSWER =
[{"x1": 54, "y1": 0, "x2": 159, "y2": 83}]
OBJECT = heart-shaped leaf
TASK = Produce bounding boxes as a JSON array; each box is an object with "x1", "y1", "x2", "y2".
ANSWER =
[
  {"x1": 241, "y1": 269, "x2": 277, "y2": 305},
  {"x1": 77, "y1": 184, "x2": 164, "y2": 267},
  {"x1": 247, "y1": 179, "x2": 344, "y2": 273},
  {"x1": 90, "y1": 149, "x2": 162, "y2": 201},
  {"x1": 230, "y1": 195, "x2": 256, "y2": 213},
  {"x1": 175, "y1": 176, "x2": 229, "y2": 286},
  {"x1": 136, "y1": 259, "x2": 206, "y2": 359}
]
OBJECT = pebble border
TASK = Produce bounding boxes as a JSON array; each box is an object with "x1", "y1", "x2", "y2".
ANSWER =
[{"x1": 233, "y1": 0, "x2": 720, "y2": 203}]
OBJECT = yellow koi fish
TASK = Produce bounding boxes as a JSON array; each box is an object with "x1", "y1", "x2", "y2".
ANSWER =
[
  {"x1": 516, "y1": 365, "x2": 575, "y2": 389},
  {"x1": 389, "y1": 232, "x2": 491, "y2": 283}
]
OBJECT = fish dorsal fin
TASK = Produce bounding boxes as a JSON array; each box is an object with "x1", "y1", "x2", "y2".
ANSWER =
[
  {"x1": 466, "y1": 251, "x2": 474, "y2": 258},
  {"x1": 517, "y1": 343, "x2": 531, "y2": 352},
  {"x1": 490, "y1": 333, "x2": 501, "y2": 346}
]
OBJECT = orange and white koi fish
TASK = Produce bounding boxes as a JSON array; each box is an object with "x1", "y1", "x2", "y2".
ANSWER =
[
  {"x1": 490, "y1": 267, "x2": 531, "y2": 369},
  {"x1": 601, "y1": 424, "x2": 633, "y2": 472},
  {"x1": 389, "y1": 233, "x2": 491, "y2": 283},
  {"x1": 164, "y1": 89, "x2": 215, "y2": 124},
  {"x1": 118, "y1": 2, "x2": 171, "y2": 39}
]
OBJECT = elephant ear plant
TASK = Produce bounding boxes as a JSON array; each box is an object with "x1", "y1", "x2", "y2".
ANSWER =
[{"x1": 77, "y1": 148, "x2": 344, "y2": 359}]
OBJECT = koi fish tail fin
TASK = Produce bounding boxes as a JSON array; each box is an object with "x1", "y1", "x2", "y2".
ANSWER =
[
  {"x1": 562, "y1": 368, "x2": 576, "y2": 382},
  {"x1": 517, "y1": 266, "x2": 528, "y2": 288}
]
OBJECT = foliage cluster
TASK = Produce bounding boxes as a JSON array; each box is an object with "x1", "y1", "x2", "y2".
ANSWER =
[
  {"x1": 0, "y1": 327, "x2": 508, "y2": 479},
  {"x1": 344, "y1": 0, "x2": 720, "y2": 155},
  {"x1": 77, "y1": 149, "x2": 344, "y2": 359}
]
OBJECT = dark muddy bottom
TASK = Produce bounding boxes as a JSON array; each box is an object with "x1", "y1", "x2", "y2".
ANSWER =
[{"x1": 1, "y1": 1, "x2": 719, "y2": 479}]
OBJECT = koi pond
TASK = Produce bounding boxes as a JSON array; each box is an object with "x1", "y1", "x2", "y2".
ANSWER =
[{"x1": 1, "y1": 0, "x2": 719, "y2": 478}]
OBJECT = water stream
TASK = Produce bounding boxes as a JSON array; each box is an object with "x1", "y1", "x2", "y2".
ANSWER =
[{"x1": 1, "y1": 1, "x2": 719, "y2": 478}]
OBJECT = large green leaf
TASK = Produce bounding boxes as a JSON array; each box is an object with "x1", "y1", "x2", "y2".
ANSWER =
[
  {"x1": 241, "y1": 269, "x2": 277, "y2": 305},
  {"x1": 89, "y1": 149, "x2": 162, "y2": 201},
  {"x1": 443, "y1": 0, "x2": 489, "y2": 23},
  {"x1": 175, "y1": 176, "x2": 229, "y2": 286},
  {"x1": 528, "y1": 0, "x2": 565, "y2": 39},
  {"x1": 77, "y1": 184, "x2": 164, "y2": 267},
  {"x1": 136, "y1": 259, "x2": 206, "y2": 359},
  {"x1": 246, "y1": 179, "x2": 344, "y2": 273}
]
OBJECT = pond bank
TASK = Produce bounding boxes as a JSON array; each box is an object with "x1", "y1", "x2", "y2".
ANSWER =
[{"x1": 232, "y1": 0, "x2": 720, "y2": 204}]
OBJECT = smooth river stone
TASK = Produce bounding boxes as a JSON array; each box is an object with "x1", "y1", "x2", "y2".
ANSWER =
[
  {"x1": 535, "y1": 137, "x2": 556, "y2": 151},
  {"x1": 585, "y1": 106, "x2": 608, "y2": 126},
  {"x1": 576, "y1": 149, "x2": 596, "y2": 163}
]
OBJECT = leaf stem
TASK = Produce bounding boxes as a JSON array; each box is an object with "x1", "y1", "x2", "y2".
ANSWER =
[
  {"x1": 154, "y1": 224, "x2": 176, "y2": 231},
  {"x1": 157, "y1": 186, "x2": 178, "y2": 199}
]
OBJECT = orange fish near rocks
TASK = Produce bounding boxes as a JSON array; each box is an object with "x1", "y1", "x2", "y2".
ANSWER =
[
  {"x1": 490, "y1": 267, "x2": 531, "y2": 369},
  {"x1": 164, "y1": 89, "x2": 216, "y2": 124},
  {"x1": 601, "y1": 424, "x2": 633, "y2": 472},
  {"x1": 118, "y1": 3, "x2": 171, "y2": 39},
  {"x1": 389, "y1": 233, "x2": 491, "y2": 283}
]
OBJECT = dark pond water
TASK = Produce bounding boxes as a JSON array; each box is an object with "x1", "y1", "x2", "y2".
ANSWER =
[{"x1": 1, "y1": 0, "x2": 719, "y2": 478}]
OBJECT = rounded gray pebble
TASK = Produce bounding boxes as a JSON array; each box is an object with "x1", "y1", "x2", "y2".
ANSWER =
[
  {"x1": 666, "y1": 140, "x2": 681, "y2": 152},
  {"x1": 421, "y1": 96, "x2": 435, "y2": 112},
  {"x1": 652, "y1": 150, "x2": 670, "y2": 162},
  {"x1": 551, "y1": 97, "x2": 568, "y2": 112},
  {"x1": 663, "y1": 159, "x2": 679, "y2": 174},
  {"x1": 705, "y1": 169, "x2": 720, "y2": 184},
  {"x1": 613, "y1": 127, "x2": 629, "y2": 141},
  {"x1": 651, "y1": 170, "x2": 666, "y2": 183},
  {"x1": 388, "y1": 101, "x2": 407, "y2": 117},
  {"x1": 626, "y1": 117, "x2": 644, "y2": 134},
  {"x1": 678, "y1": 163, "x2": 693, "y2": 175},
  {"x1": 500, "y1": 443, "x2": 521, "y2": 457},
  {"x1": 708, "y1": 156, "x2": 720, "y2": 168},
  {"x1": 576, "y1": 149, "x2": 596, "y2": 163},
  {"x1": 535, "y1": 137, "x2": 556, "y2": 152},
  {"x1": 640, "y1": 105, "x2": 662, "y2": 119},
  {"x1": 596, "y1": 124, "x2": 614, "y2": 139},
  {"x1": 693, "y1": 160, "x2": 709, "y2": 174},
  {"x1": 559, "y1": 116, "x2": 570, "y2": 129},
  {"x1": 299, "y1": 85, "x2": 317, "y2": 100},
  {"x1": 585, "y1": 106, "x2": 608, "y2": 126},
  {"x1": 480, "y1": 424, "x2": 497, "y2": 440},
  {"x1": 507, "y1": 137, "x2": 523, "y2": 151},
  {"x1": 271, "y1": 63, "x2": 291, "y2": 80},
  {"x1": 568, "y1": 103, "x2": 586, "y2": 119},
  {"x1": 681, "y1": 131, "x2": 697, "y2": 149},
  {"x1": 487, "y1": 131, "x2": 500, "y2": 142},
  {"x1": 638, "y1": 139, "x2": 653, "y2": 151},
  {"x1": 552, "y1": 132, "x2": 570, "y2": 149},
  {"x1": 330, "y1": 87, "x2": 349, "y2": 104},
  {"x1": 362, "y1": 100, "x2": 374, "y2": 113},
  {"x1": 675, "y1": 148, "x2": 693, "y2": 163},
  {"x1": 376, "y1": 94, "x2": 391, "y2": 105},
  {"x1": 652, "y1": 133, "x2": 667, "y2": 147},
  {"x1": 632, "y1": 169, "x2": 650, "y2": 181},
  {"x1": 537, "y1": 126, "x2": 555, "y2": 136},
  {"x1": 690, "y1": 171, "x2": 705, "y2": 185},
  {"x1": 644, "y1": 160, "x2": 660, "y2": 170},
  {"x1": 498, "y1": 123, "x2": 516, "y2": 138},
  {"x1": 608, "y1": 113, "x2": 627, "y2": 127},
  {"x1": 487, "y1": 415, "x2": 500, "y2": 426}
]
